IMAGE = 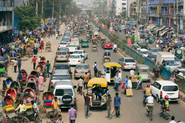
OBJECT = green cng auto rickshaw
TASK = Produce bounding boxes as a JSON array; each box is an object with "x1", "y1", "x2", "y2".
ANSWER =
[
  {"x1": 0, "y1": 63, "x2": 6, "y2": 76},
  {"x1": 81, "y1": 39, "x2": 89, "y2": 48},
  {"x1": 175, "y1": 49, "x2": 182, "y2": 60}
]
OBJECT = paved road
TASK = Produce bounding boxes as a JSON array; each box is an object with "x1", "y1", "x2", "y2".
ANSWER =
[{"x1": 1, "y1": 23, "x2": 185, "y2": 123}]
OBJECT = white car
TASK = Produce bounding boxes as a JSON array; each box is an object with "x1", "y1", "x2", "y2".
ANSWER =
[
  {"x1": 150, "y1": 80, "x2": 179, "y2": 102},
  {"x1": 58, "y1": 42, "x2": 68, "y2": 49},
  {"x1": 73, "y1": 50, "x2": 88, "y2": 59},
  {"x1": 67, "y1": 44, "x2": 78, "y2": 53},
  {"x1": 68, "y1": 54, "x2": 84, "y2": 66},
  {"x1": 140, "y1": 49, "x2": 149, "y2": 57}
]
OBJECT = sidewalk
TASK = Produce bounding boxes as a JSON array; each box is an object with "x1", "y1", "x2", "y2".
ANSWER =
[{"x1": 0, "y1": 23, "x2": 66, "y2": 111}]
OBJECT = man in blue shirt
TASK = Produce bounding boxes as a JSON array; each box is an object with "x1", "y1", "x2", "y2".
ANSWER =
[
  {"x1": 17, "y1": 72, "x2": 23, "y2": 81},
  {"x1": 114, "y1": 93, "x2": 121, "y2": 117},
  {"x1": 17, "y1": 57, "x2": 22, "y2": 72},
  {"x1": 124, "y1": 76, "x2": 128, "y2": 84}
]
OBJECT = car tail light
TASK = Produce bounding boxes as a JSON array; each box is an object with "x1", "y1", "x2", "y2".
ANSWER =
[
  {"x1": 56, "y1": 56, "x2": 58, "y2": 58},
  {"x1": 124, "y1": 63, "x2": 128, "y2": 66},
  {"x1": 144, "y1": 36, "x2": 146, "y2": 38},
  {"x1": 51, "y1": 82, "x2": 53, "y2": 85},
  {"x1": 68, "y1": 60, "x2": 70, "y2": 62},
  {"x1": 65, "y1": 56, "x2": 67, "y2": 58},
  {"x1": 160, "y1": 91, "x2": 163, "y2": 98},
  {"x1": 75, "y1": 70, "x2": 78, "y2": 73},
  {"x1": 74, "y1": 98, "x2": 76, "y2": 103},
  {"x1": 87, "y1": 70, "x2": 90, "y2": 74},
  {"x1": 78, "y1": 60, "x2": 80, "y2": 62},
  {"x1": 133, "y1": 64, "x2": 136, "y2": 66},
  {"x1": 178, "y1": 91, "x2": 180, "y2": 98},
  {"x1": 75, "y1": 48, "x2": 77, "y2": 50}
]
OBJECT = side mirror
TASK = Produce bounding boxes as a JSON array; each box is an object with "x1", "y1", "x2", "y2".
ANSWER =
[{"x1": 73, "y1": 85, "x2": 77, "y2": 89}]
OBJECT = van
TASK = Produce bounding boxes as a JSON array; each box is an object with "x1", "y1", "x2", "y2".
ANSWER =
[{"x1": 53, "y1": 81, "x2": 77, "y2": 109}]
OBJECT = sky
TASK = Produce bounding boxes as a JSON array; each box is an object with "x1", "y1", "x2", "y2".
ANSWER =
[{"x1": 77, "y1": 0, "x2": 91, "y2": 5}]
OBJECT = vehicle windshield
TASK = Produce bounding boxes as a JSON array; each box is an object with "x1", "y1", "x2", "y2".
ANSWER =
[
  {"x1": 68, "y1": 45, "x2": 76, "y2": 47},
  {"x1": 162, "y1": 86, "x2": 178, "y2": 91},
  {"x1": 139, "y1": 41, "x2": 147, "y2": 44},
  {"x1": 56, "y1": 64, "x2": 69, "y2": 69},
  {"x1": 73, "y1": 35, "x2": 79, "y2": 38},
  {"x1": 140, "y1": 51, "x2": 149, "y2": 54},
  {"x1": 70, "y1": 55, "x2": 80, "y2": 59},
  {"x1": 55, "y1": 89, "x2": 73, "y2": 96},
  {"x1": 57, "y1": 52, "x2": 66, "y2": 55},
  {"x1": 125, "y1": 59, "x2": 135, "y2": 62},
  {"x1": 164, "y1": 60, "x2": 176, "y2": 66},
  {"x1": 76, "y1": 64, "x2": 89, "y2": 69},
  {"x1": 62, "y1": 38, "x2": 69, "y2": 42},
  {"x1": 73, "y1": 51, "x2": 82, "y2": 54},
  {"x1": 105, "y1": 42, "x2": 111, "y2": 44},
  {"x1": 151, "y1": 49, "x2": 159, "y2": 52},
  {"x1": 52, "y1": 75, "x2": 70, "y2": 80},
  {"x1": 60, "y1": 42, "x2": 67, "y2": 45},
  {"x1": 142, "y1": 69, "x2": 148, "y2": 73},
  {"x1": 60, "y1": 48, "x2": 68, "y2": 51},
  {"x1": 175, "y1": 57, "x2": 180, "y2": 62}
]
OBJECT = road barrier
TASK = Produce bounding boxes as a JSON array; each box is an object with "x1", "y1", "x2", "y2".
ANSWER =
[{"x1": 175, "y1": 76, "x2": 185, "y2": 93}]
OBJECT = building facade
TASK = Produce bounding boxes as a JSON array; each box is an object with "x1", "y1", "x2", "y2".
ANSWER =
[{"x1": 147, "y1": 0, "x2": 183, "y2": 32}]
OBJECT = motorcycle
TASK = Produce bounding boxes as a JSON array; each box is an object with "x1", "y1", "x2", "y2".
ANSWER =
[
  {"x1": 113, "y1": 47, "x2": 117, "y2": 53},
  {"x1": 159, "y1": 108, "x2": 170, "y2": 120}
]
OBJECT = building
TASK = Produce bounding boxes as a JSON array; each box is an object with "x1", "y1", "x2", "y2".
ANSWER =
[
  {"x1": 129, "y1": 0, "x2": 137, "y2": 19},
  {"x1": 137, "y1": 0, "x2": 147, "y2": 24},
  {"x1": 147, "y1": 0, "x2": 183, "y2": 32}
]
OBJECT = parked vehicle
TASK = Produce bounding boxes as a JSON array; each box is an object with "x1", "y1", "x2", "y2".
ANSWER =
[
  {"x1": 118, "y1": 57, "x2": 137, "y2": 70},
  {"x1": 150, "y1": 80, "x2": 179, "y2": 102}
]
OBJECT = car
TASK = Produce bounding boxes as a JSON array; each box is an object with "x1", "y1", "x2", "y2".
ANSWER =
[
  {"x1": 59, "y1": 47, "x2": 69, "y2": 55},
  {"x1": 148, "y1": 48, "x2": 159, "y2": 55},
  {"x1": 175, "y1": 56, "x2": 182, "y2": 68},
  {"x1": 58, "y1": 42, "x2": 68, "y2": 49},
  {"x1": 67, "y1": 44, "x2": 78, "y2": 53},
  {"x1": 137, "y1": 40, "x2": 148, "y2": 48},
  {"x1": 55, "y1": 63, "x2": 72, "y2": 76},
  {"x1": 139, "y1": 49, "x2": 149, "y2": 57},
  {"x1": 65, "y1": 29, "x2": 71, "y2": 34},
  {"x1": 56, "y1": 51, "x2": 68, "y2": 62},
  {"x1": 53, "y1": 69, "x2": 70, "y2": 74},
  {"x1": 118, "y1": 57, "x2": 137, "y2": 70},
  {"x1": 78, "y1": 27, "x2": 85, "y2": 33},
  {"x1": 147, "y1": 54, "x2": 157, "y2": 61},
  {"x1": 102, "y1": 41, "x2": 113, "y2": 49},
  {"x1": 72, "y1": 33, "x2": 80, "y2": 38},
  {"x1": 62, "y1": 37, "x2": 70, "y2": 43},
  {"x1": 53, "y1": 81, "x2": 77, "y2": 109},
  {"x1": 74, "y1": 63, "x2": 91, "y2": 79},
  {"x1": 73, "y1": 50, "x2": 88, "y2": 59},
  {"x1": 150, "y1": 80, "x2": 180, "y2": 102},
  {"x1": 68, "y1": 54, "x2": 84, "y2": 66},
  {"x1": 50, "y1": 73, "x2": 71, "y2": 89},
  {"x1": 132, "y1": 44, "x2": 141, "y2": 51}
]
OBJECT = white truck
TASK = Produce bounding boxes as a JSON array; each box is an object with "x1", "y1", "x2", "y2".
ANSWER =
[
  {"x1": 157, "y1": 52, "x2": 178, "y2": 71},
  {"x1": 71, "y1": 38, "x2": 80, "y2": 49}
]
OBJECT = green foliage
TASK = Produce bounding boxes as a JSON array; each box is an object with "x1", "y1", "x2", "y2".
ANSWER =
[
  {"x1": 106, "y1": 20, "x2": 110, "y2": 29},
  {"x1": 131, "y1": 35, "x2": 135, "y2": 44},
  {"x1": 110, "y1": 35, "x2": 117, "y2": 43},
  {"x1": 99, "y1": 18, "x2": 106, "y2": 24},
  {"x1": 15, "y1": 5, "x2": 40, "y2": 31},
  {"x1": 86, "y1": 10, "x2": 92, "y2": 18}
]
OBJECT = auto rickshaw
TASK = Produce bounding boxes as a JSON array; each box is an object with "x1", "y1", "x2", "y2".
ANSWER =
[
  {"x1": 102, "y1": 51, "x2": 111, "y2": 63},
  {"x1": 87, "y1": 78, "x2": 108, "y2": 109},
  {"x1": 101, "y1": 37, "x2": 106, "y2": 44},
  {"x1": 175, "y1": 48, "x2": 182, "y2": 60},
  {"x1": 91, "y1": 42, "x2": 98, "y2": 52},
  {"x1": 0, "y1": 62, "x2": 6, "y2": 76},
  {"x1": 102, "y1": 62, "x2": 122, "y2": 83},
  {"x1": 81, "y1": 39, "x2": 89, "y2": 48}
]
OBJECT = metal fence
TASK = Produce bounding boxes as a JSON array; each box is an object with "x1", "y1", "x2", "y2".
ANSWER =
[{"x1": 175, "y1": 76, "x2": 185, "y2": 93}]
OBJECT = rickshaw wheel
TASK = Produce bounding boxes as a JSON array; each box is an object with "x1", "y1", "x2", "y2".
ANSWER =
[{"x1": 21, "y1": 116, "x2": 30, "y2": 123}]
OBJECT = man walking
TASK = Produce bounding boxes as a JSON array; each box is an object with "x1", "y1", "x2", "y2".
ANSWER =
[
  {"x1": 46, "y1": 60, "x2": 51, "y2": 77},
  {"x1": 136, "y1": 72, "x2": 142, "y2": 90},
  {"x1": 83, "y1": 72, "x2": 89, "y2": 90},
  {"x1": 106, "y1": 94, "x2": 112, "y2": 120},
  {"x1": 13, "y1": 59, "x2": 18, "y2": 73},
  {"x1": 114, "y1": 93, "x2": 121, "y2": 117},
  {"x1": 83, "y1": 92, "x2": 90, "y2": 118},
  {"x1": 93, "y1": 62, "x2": 98, "y2": 77},
  {"x1": 17, "y1": 57, "x2": 22, "y2": 72},
  {"x1": 68, "y1": 105, "x2": 77, "y2": 123},
  {"x1": 114, "y1": 73, "x2": 121, "y2": 91},
  {"x1": 77, "y1": 76, "x2": 84, "y2": 95},
  {"x1": 31, "y1": 56, "x2": 37, "y2": 69}
]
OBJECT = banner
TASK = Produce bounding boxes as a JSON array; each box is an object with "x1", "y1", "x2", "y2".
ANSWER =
[
  {"x1": 102, "y1": 24, "x2": 104, "y2": 28},
  {"x1": 169, "y1": 18, "x2": 171, "y2": 27},
  {"x1": 127, "y1": 38, "x2": 132, "y2": 45},
  {"x1": 169, "y1": 6, "x2": 171, "y2": 15},
  {"x1": 96, "y1": 21, "x2": 98, "y2": 24},
  {"x1": 134, "y1": 27, "x2": 139, "y2": 42}
]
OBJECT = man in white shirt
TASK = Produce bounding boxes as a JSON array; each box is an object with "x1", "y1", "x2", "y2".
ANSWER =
[
  {"x1": 145, "y1": 94, "x2": 154, "y2": 115},
  {"x1": 93, "y1": 62, "x2": 98, "y2": 77},
  {"x1": 113, "y1": 43, "x2": 117, "y2": 50},
  {"x1": 127, "y1": 77, "x2": 132, "y2": 89},
  {"x1": 130, "y1": 70, "x2": 135, "y2": 75},
  {"x1": 169, "y1": 116, "x2": 177, "y2": 123}
]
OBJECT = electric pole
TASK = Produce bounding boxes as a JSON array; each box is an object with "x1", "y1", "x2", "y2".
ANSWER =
[
  {"x1": 36, "y1": 0, "x2": 38, "y2": 16},
  {"x1": 42, "y1": 0, "x2": 44, "y2": 18},
  {"x1": 176, "y1": 0, "x2": 179, "y2": 37},
  {"x1": 52, "y1": 1, "x2": 54, "y2": 18}
]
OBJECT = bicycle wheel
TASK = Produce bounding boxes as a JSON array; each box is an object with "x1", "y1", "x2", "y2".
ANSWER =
[{"x1": 22, "y1": 116, "x2": 30, "y2": 123}]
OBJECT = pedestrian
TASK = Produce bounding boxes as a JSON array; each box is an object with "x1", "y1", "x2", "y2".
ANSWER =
[
  {"x1": 13, "y1": 59, "x2": 18, "y2": 73},
  {"x1": 23, "y1": 46, "x2": 26, "y2": 56},
  {"x1": 83, "y1": 92, "x2": 90, "y2": 118},
  {"x1": 93, "y1": 62, "x2": 98, "y2": 77},
  {"x1": 166, "y1": 63, "x2": 171, "y2": 70},
  {"x1": 38, "y1": 73, "x2": 44, "y2": 91},
  {"x1": 33, "y1": 47, "x2": 38, "y2": 56},
  {"x1": 136, "y1": 72, "x2": 142, "y2": 90},
  {"x1": 56, "y1": 114, "x2": 63, "y2": 123},
  {"x1": 114, "y1": 93, "x2": 121, "y2": 118},
  {"x1": 127, "y1": 77, "x2": 132, "y2": 89},
  {"x1": 47, "y1": 115, "x2": 55, "y2": 123},
  {"x1": 17, "y1": 57, "x2": 22, "y2": 72},
  {"x1": 83, "y1": 72, "x2": 89, "y2": 90},
  {"x1": 40, "y1": 40, "x2": 44, "y2": 52},
  {"x1": 106, "y1": 94, "x2": 112, "y2": 120},
  {"x1": 31, "y1": 56, "x2": 37, "y2": 69},
  {"x1": 17, "y1": 72, "x2": 23, "y2": 81},
  {"x1": 114, "y1": 73, "x2": 121, "y2": 91},
  {"x1": 169, "y1": 116, "x2": 176, "y2": 123},
  {"x1": 68, "y1": 104, "x2": 77, "y2": 123},
  {"x1": 46, "y1": 60, "x2": 51, "y2": 77},
  {"x1": 77, "y1": 76, "x2": 84, "y2": 95},
  {"x1": 170, "y1": 74, "x2": 176, "y2": 82}
]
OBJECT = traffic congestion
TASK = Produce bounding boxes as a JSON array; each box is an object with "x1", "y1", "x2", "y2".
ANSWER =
[{"x1": 0, "y1": 12, "x2": 185, "y2": 123}]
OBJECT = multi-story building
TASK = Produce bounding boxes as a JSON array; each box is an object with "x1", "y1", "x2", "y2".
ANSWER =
[
  {"x1": 137, "y1": 0, "x2": 147, "y2": 24},
  {"x1": 147, "y1": 0, "x2": 183, "y2": 32},
  {"x1": 129, "y1": 0, "x2": 137, "y2": 19}
]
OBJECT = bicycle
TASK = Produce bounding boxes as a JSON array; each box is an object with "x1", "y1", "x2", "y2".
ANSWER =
[
  {"x1": 146, "y1": 106, "x2": 153, "y2": 121},
  {"x1": 15, "y1": 111, "x2": 30, "y2": 123}
]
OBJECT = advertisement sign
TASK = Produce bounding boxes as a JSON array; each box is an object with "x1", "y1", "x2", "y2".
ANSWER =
[
  {"x1": 134, "y1": 27, "x2": 139, "y2": 42},
  {"x1": 169, "y1": 18, "x2": 171, "y2": 27},
  {"x1": 169, "y1": 6, "x2": 171, "y2": 15},
  {"x1": 102, "y1": 24, "x2": 104, "y2": 28},
  {"x1": 150, "y1": 18, "x2": 152, "y2": 24},
  {"x1": 127, "y1": 38, "x2": 132, "y2": 45}
]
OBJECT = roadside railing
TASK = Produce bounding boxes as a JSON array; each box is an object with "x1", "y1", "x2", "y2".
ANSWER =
[{"x1": 175, "y1": 75, "x2": 185, "y2": 93}]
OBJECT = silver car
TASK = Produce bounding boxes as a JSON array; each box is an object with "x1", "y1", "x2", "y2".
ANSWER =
[
  {"x1": 74, "y1": 63, "x2": 91, "y2": 79},
  {"x1": 118, "y1": 57, "x2": 137, "y2": 70},
  {"x1": 56, "y1": 51, "x2": 68, "y2": 62}
]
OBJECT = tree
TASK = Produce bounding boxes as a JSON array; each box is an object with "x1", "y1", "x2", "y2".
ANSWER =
[
  {"x1": 15, "y1": 5, "x2": 40, "y2": 31},
  {"x1": 106, "y1": 20, "x2": 110, "y2": 29}
]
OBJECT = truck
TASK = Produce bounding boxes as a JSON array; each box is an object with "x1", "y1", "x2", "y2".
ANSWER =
[
  {"x1": 157, "y1": 52, "x2": 178, "y2": 71},
  {"x1": 71, "y1": 38, "x2": 80, "y2": 49}
]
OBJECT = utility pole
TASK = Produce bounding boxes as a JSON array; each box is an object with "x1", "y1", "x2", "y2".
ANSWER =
[
  {"x1": 176, "y1": 0, "x2": 179, "y2": 37},
  {"x1": 52, "y1": 1, "x2": 54, "y2": 18},
  {"x1": 59, "y1": 2, "x2": 62, "y2": 18},
  {"x1": 36, "y1": 0, "x2": 38, "y2": 16},
  {"x1": 42, "y1": 0, "x2": 44, "y2": 18}
]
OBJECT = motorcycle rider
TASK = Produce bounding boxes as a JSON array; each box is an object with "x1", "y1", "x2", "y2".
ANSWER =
[
  {"x1": 31, "y1": 100, "x2": 41, "y2": 121},
  {"x1": 160, "y1": 95, "x2": 170, "y2": 114},
  {"x1": 93, "y1": 62, "x2": 98, "y2": 77},
  {"x1": 142, "y1": 84, "x2": 152, "y2": 104},
  {"x1": 113, "y1": 43, "x2": 117, "y2": 52},
  {"x1": 145, "y1": 94, "x2": 154, "y2": 116}
]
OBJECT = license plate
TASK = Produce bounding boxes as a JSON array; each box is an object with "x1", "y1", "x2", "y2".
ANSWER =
[
  {"x1": 93, "y1": 48, "x2": 96, "y2": 50},
  {"x1": 81, "y1": 71, "x2": 84, "y2": 73},
  {"x1": 105, "y1": 59, "x2": 109, "y2": 62},
  {"x1": 60, "y1": 56, "x2": 64, "y2": 58}
]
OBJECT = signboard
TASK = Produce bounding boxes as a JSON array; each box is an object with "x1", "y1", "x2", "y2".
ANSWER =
[
  {"x1": 169, "y1": 6, "x2": 171, "y2": 15},
  {"x1": 134, "y1": 27, "x2": 139, "y2": 42},
  {"x1": 102, "y1": 24, "x2": 104, "y2": 28},
  {"x1": 157, "y1": 6, "x2": 159, "y2": 14},
  {"x1": 127, "y1": 38, "x2": 132, "y2": 45},
  {"x1": 169, "y1": 18, "x2": 171, "y2": 27}
]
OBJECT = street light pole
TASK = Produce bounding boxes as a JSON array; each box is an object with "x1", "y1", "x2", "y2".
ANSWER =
[
  {"x1": 176, "y1": 0, "x2": 179, "y2": 37},
  {"x1": 52, "y1": 1, "x2": 54, "y2": 18}
]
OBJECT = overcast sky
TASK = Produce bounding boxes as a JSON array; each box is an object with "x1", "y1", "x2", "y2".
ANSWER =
[{"x1": 77, "y1": 0, "x2": 91, "y2": 5}]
